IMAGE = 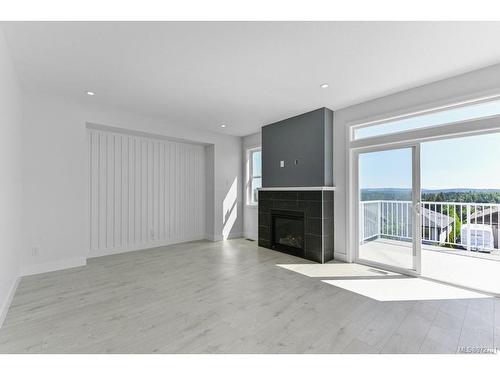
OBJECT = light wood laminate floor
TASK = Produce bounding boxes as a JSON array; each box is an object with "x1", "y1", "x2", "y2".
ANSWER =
[{"x1": 0, "y1": 239, "x2": 499, "y2": 353}]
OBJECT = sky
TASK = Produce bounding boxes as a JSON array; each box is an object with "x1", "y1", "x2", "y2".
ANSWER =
[
  {"x1": 355, "y1": 99, "x2": 500, "y2": 140},
  {"x1": 359, "y1": 132, "x2": 500, "y2": 190},
  {"x1": 252, "y1": 150, "x2": 262, "y2": 177}
]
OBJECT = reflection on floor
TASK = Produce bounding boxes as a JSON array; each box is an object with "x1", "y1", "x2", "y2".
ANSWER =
[
  {"x1": 277, "y1": 263, "x2": 398, "y2": 278},
  {"x1": 323, "y1": 278, "x2": 490, "y2": 302},
  {"x1": 279, "y1": 262, "x2": 491, "y2": 301},
  {"x1": 360, "y1": 238, "x2": 500, "y2": 295}
]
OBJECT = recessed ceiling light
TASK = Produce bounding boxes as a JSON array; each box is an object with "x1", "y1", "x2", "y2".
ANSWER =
[
  {"x1": 320, "y1": 83, "x2": 329, "y2": 89},
  {"x1": 85, "y1": 91, "x2": 95, "y2": 96},
  {"x1": 221, "y1": 124, "x2": 227, "y2": 128}
]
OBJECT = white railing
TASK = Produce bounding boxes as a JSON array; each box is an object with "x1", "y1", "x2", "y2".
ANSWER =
[{"x1": 360, "y1": 200, "x2": 500, "y2": 252}]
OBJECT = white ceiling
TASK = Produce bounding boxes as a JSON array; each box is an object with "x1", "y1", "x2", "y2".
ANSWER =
[{"x1": 3, "y1": 21, "x2": 500, "y2": 136}]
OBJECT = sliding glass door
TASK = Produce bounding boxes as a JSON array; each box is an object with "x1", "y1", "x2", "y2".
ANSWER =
[{"x1": 356, "y1": 145, "x2": 421, "y2": 274}]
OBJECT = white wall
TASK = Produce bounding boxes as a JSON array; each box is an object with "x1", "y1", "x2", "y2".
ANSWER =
[
  {"x1": 21, "y1": 90, "x2": 242, "y2": 275},
  {"x1": 88, "y1": 126, "x2": 206, "y2": 257},
  {"x1": 0, "y1": 30, "x2": 23, "y2": 326},
  {"x1": 333, "y1": 62, "x2": 500, "y2": 261},
  {"x1": 204, "y1": 144, "x2": 215, "y2": 239},
  {"x1": 242, "y1": 132, "x2": 261, "y2": 240}
]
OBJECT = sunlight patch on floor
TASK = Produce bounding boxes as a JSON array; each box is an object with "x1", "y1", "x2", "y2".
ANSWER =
[
  {"x1": 359, "y1": 238, "x2": 500, "y2": 295},
  {"x1": 322, "y1": 278, "x2": 491, "y2": 301},
  {"x1": 276, "y1": 263, "x2": 398, "y2": 278}
]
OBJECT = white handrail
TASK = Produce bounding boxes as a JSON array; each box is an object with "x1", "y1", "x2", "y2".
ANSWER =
[{"x1": 360, "y1": 200, "x2": 500, "y2": 252}]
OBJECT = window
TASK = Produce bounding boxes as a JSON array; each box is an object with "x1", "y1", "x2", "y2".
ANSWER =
[
  {"x1": 352, "y1": 97, "x2": 500, "y2": 140},
  {"x1": 248, "y1": 148, "x2": 262, "y2": 205}
]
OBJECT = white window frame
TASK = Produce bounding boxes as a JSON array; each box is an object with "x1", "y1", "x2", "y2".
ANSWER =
[
  {"x1": 347, "y1": 94, "x2": 500, "y2": 269},
  {"x1": 350, "y1": 93, "x2": 500, "y2": 143},
  {"x1": 246, "y1": 147, "x2": 261, "y2": 207},
  {"x1": 351, "y1": 143, "x2": 422, "y2": 276}
]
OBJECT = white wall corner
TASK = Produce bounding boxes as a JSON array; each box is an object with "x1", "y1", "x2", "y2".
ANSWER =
[
  {"x1": 0, "y1": 276, "x2": 20, "y2": 329},
  {"x1": 333, "y1": 252, "x2": 349, "y2": 263},
  {"x1": 205, "y1": 233, "x2": 222, "y2": 241},
  {"x1": 21, "y1": 257, "x2": 87, "y2": 277}
]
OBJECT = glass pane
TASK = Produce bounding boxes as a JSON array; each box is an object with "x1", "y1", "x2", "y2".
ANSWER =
[
  {"x1": 354, "y1": 99, "x2": 500, "y2": 140},
  {"x1": 251, "y1": 177, "x2": 261, "y2": 203},
  {"x1": 419, "y1": 132, "x2": 500, "y2": 294},
  {"x1": 358, "y1": 148, "x2": 414, "y2": 270},
  {"x1": 252, "y1": 150, "x2": 261, "y2": 177}
]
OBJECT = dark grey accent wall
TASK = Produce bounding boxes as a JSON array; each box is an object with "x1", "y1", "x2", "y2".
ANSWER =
[
  {"x1": 323, "y1": 108, "x2": 333, "y2": 187},
  {"x1": 262, "y1": 107, "x2": 333, "y2": 187}
]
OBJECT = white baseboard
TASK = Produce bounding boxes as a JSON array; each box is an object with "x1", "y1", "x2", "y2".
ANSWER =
[
  {"x1": 333, "y1": 252, "x2": 349, "y2": 262},
  {"x1": 87, "y1": 236, "x2": 206, "y2": 258},
  {"x1": 226, "y1": 232, "x2": 243, "y2": 240},
  {"x1": 21, "y1": 257, "x2": 87, "y2": 276},
  {"x1": 244, "y1": 232, "x2": 258, "y2": 241},
  {"x1": 205, "y1": 233, "x2": 222, "y2": 241},
  {"x1": 206, "y1": 232, "x2": 243, "y2": 241},
  {"x1": 0, "y1": 276, "x2": 20, "y2": 328}
]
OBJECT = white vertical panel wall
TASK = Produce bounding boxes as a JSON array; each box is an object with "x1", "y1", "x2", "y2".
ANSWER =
[{"x1": 88, "y1": 128, "x2": 206, "y2": 256}]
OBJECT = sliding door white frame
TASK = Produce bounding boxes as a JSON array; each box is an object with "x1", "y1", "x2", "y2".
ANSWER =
[
  {"x1": 347, "y1": 114, "x2": 500, "y2": 274},
  {"x1": 351, "y1": 143, "x2": 421, "y2": 276}
]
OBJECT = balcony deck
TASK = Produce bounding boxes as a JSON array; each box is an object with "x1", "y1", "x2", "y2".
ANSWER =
[{"x1": 359, "y1": 238, "x2": 500, "y2": 295}]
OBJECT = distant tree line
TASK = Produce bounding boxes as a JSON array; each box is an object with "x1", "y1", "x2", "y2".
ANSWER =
[
  {"x1": 361, "y1": 189, "x2": 411, "y2": 201},
  {"x1": 422, "y1": 191, "x2": 500, "y2": 204}
]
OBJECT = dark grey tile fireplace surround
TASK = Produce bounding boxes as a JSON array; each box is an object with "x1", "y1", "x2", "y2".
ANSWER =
[
  {"x1": 258, "y1": 108, "x2": 335, "y2": 263},
  {"x1": 258, "y1": 189, "x2": 334, "y2": 263}
]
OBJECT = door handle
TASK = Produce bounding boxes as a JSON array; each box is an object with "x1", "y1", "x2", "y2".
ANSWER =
[{"x1": 414, "y1": 201, "x2": 421, "y2": 216}]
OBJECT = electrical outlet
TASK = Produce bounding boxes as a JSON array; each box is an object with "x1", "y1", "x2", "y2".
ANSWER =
[
  {"x1": 31, "y1": 246, "x2": 40, "y2": 257},
  {"x1": 280, "y1": 160, "x2": 285, "y2": 168}
]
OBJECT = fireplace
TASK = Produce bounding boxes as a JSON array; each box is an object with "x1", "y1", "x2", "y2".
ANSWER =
[
  {"x1": 271, "y1": 210, "x2": 305, "y2": 256},
  {"x1": 258, "y1": 108, "x2": 334, "y2": 263},
  {"x1": 258, "y1": 190, "x2": 334, "y2": 263}
]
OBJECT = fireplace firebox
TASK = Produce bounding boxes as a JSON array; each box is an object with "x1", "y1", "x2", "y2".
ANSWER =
[{"x1": 271, "y1": 210, "x2": 305, "y2": 257}]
